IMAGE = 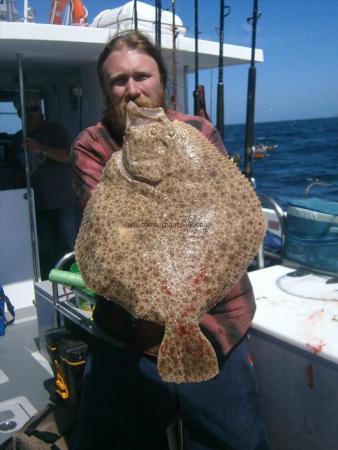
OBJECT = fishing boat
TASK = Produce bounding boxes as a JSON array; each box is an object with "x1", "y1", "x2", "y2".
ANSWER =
[
  {"x1": 252, "y1": 143, "x2": 278, "y2": 159},
  {"x1": 1, "y1": 2, "x2": 337, "y2": 450}
]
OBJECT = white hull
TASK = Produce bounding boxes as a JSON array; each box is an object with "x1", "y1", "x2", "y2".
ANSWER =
[{"x1": 249, "y1": 265, "x2": 338, "y2": 450}]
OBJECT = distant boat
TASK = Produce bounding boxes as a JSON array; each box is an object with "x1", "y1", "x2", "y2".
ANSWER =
[{"x1": 253, "y1": 143, "x2": 278, "y2": 159}]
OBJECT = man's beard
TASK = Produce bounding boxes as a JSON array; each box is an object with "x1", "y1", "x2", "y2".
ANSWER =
[{"x1": 102, "y1": 89, "x2": 165, "y2": 143}]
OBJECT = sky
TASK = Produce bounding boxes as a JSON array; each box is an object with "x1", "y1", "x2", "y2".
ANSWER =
[{"x1": 14, "y1": 0, "x2": 338, "y2": 125}]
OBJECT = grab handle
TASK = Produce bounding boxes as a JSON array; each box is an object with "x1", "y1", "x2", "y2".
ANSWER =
[{"x1": 49, "y1": 269, "x2": 86, "y2": 289}]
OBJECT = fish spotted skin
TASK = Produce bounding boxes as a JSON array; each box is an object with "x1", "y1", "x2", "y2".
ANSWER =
[{"x1": 75, "y1": 101, "x2": 265, "y2": 383}]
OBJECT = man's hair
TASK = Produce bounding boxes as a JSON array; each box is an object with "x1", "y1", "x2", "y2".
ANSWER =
[{"x1": 97, "y1": 30, "x2": 167, "y2": 93}]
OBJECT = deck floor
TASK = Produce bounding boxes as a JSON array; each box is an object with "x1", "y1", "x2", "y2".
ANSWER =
[{"x1": 0, "y1": 307, "x2": 53, "y2": 444}]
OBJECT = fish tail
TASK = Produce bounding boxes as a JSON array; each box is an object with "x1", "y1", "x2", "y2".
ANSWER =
[{"x1": 158, "y1": 320, "x2": 219, "y2": 383}]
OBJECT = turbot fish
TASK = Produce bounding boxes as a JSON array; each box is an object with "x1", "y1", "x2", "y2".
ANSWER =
[{"x1": 75, "y1": 101, "x2": 265, "y2": 383}]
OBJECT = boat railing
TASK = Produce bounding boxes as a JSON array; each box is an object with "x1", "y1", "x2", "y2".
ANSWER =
[
  {"x1": 51, "y1": 251, "x2": 76, "y2": 327},
  {"x1": 304, "y1": 178, "x2": 332, "y2": 198},
  {"x1": 257, "y1": 193, "x2": 286, "y2": 268}
]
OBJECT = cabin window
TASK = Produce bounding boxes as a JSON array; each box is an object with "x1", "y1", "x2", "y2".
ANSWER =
[
  {"x1": 0, "y1": 100, "x2": 21, "y2": 134},
  {"x1": 0, "y1": 100, "x2": 19, "y2": 189},
  {"x1": 0, "y1": 90, "x2": 45, "y2": 190}
]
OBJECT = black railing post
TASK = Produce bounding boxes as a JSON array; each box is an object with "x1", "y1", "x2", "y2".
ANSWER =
[
  {"x1": 133, "y1": 0, "x2": 138, "y2": 30},
  {"x1": 155, "y1": 0, "x2": 162, "y2": 48}
]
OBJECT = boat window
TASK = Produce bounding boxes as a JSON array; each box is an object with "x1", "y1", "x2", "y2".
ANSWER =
[
  {"x1": 0, "y1": 90, "x2": 45, "y2": 191},
  {"x1": 0, "y1": 97, "x2": 19, "y2": 190},
  {"x1": 0, "y1": 101, "x2": 21, "y2": 134}
]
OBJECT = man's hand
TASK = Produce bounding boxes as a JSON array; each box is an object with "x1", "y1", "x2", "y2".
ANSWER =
[
  {"x1": 23, "y1": 138, "x2": 45, "y2": 154},
  {"x1": 22, "y1": 138, "x2": 69, "y2": 162}
]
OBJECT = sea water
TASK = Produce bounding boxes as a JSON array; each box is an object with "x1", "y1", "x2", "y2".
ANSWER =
[{"x1": 224, "y1": 117, "x2": 338, "y2": 209}]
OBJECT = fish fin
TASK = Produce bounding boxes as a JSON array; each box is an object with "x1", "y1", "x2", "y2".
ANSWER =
[{"x1": 158, "y1": 321, "x2": 219, "y2": 383}]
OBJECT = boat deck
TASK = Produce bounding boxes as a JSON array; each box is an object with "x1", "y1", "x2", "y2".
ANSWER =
[{"x1": 0, "y1": 307, "x2": 52, "y2": 445}]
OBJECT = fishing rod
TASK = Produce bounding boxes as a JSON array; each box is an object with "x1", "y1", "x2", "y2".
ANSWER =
[
  {"x1": 155, "y1": 0, "x2": 161, "y2": 48},
  {"x1": 243, "y1": 0, "x2": 261, "y2": 182},
  {"x1": 193, "y1": 0, "x2": 199, "y2": 116},
  {"x1": 216, "y1": 0, "x2": 230, "y2": 141},
  {"x1": 133, "y1": 0, "x2": 138, "y2": 30}
]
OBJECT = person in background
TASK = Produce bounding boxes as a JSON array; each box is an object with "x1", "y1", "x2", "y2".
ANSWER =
[
  {"x1": 71, "y1": 31, "x2": 269, "y2": 450},
  {"x1": 11, "y1": 93, "x2": 80, "y2": 279},
  {"x1": 0, "y1": 284, "x2": 15, "y2": 336}
]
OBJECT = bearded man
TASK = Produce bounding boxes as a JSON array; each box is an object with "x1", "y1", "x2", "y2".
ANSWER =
[{"x1": 71, "y1": 30, "x2": 269, "y2": 450}]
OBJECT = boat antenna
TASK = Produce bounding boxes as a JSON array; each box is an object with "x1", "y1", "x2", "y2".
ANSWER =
[
  {"x1": 243, "y1": 0, "x2": 261, "y2": 181},
  {"x1": 155, "y1": 0, "x2": 162, "y2": 48},
  {"x1": 171, "y1": 0, "x2": 178, "y2": 110},
  {"x1": 133, "y1": 0, "x2": 138, "y2": 30},
  {"x1": 216, "y1": 0, "x2": 230, "y2": 141},
  {"x1": 193, "y1": 0, "x2": 199, "y2": 115}
]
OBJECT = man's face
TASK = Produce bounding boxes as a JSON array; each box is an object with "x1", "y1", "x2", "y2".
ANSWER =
[
  {"x1": 16, "y1": 97, "x2": 43, "y2": 131},
  {"x1": 25, "y1": 104, "x2": 43, "y2": 131},
  {"x1": 101, "y1": 47, "x2": 165, "y2": 136}
]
